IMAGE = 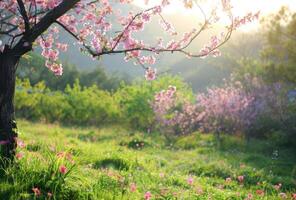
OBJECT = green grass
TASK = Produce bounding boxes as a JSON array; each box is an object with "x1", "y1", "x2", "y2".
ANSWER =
[{"x1": 0, "y1": 120, "x2": 295, "y2": 200}]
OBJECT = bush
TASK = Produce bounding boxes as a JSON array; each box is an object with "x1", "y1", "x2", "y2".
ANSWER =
[
  {"x1": 114, "y1": 75, "x2": 193, "y2": 130},
  {"x1": 15, "y1": 75, "x2": 193, "y2": 131},
  {"x1": 15, "y1": 79, "x2": 119, "y2": 126}
]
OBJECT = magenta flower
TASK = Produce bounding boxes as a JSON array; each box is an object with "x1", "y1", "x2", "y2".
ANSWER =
[
  {"x1": 187, "y1": 176, "x2": 194, "y2": 185},
  {"x1": 145, "y1": 67, "x2": 156, "y2": 81},
  {"x1": 144, "y1": 191, "x2": 152, "y2": 200},
  {"x1": 237, "y1": 175, "x2": 244, "y2": 183},
  {"x1": 59, "y1": 165, "x2": 68, "y2": 174},
  {"x1": 130, "y1": 183, "x2": 136, "y2": 192}
]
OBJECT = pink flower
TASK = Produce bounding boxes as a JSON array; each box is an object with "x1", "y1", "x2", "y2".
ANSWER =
[
  {"x1": 142, "y1": 13, "x2": 151, "y2": 22},
  {"x1": 145, "y1": 67, "x2": 156, "y2": 81},
  {"x1": 274, "y1": 183, "x2": 282, "y2": 191},
  {"x1": 292, "y1": 193, "x2": 296, "y2": 199},
  {"x1": 159, "y1": 172, "x2": 165, "y2": 178},
  {"x1": 47, "y1": 49, "x2": 59, "y2": 61},
  {"x1": 16, "y1": 152, "x2": 24, "y2": 160},
  {"x1": 17, "y1": 139, "x2": 25, "y2": 148},
  {"x1": 245, "y1": 193, "x2": 253, "y2": 200},
  {"x1": 256, "y1": 189, "x2": 264, "y2": 196},
  {"x1": 237, "y1": 175, "x2": 244, "y2": 183},
  {"x1": 59, "y1": 165, "x2": 68, "y2": 174},
  {"x1": 32, "y1": 187, "x2": 41, "y2": 196},
  {"x1": 144, "y1": 191, "x2": 152, "y2": 200},
  {"x1": 130, "y1": 183, "x2": 136, "y2": 192},
  {"x1": 187, "y1": 176, "x2": 194, "y2": 185}
]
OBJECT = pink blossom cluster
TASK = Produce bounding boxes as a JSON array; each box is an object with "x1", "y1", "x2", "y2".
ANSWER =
[
  {"x1": 0, "y1": 0, "x2": 258, "y2": 79},
  {"x1": 152, "y1": 86, "x2": 200, "y2": 134},
  {"x1": 233, "y1": 11, "x2": 260, "y2": 30},
  {"x1": 39, "y1": 32, "x2": 67, "y2": 76},
  {"x1": 200, "y1": 34, "x2": 223, "y2": 58},
  {"x1": 152, "y1": 75, "x2": 287, "y2": 136},
  {"x1": 145, "y1": 67, "x2": 157, "y2": 81},
  {"x1": 196, "y1": 83, "x2": 256, "y2": 133},
  {"x1": 152, "y1": 86, "x2": 177, "y2": 119}
]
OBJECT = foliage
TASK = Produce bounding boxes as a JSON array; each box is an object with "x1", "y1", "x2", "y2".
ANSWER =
[
  {"x1": 17, "y1": 52, "x2": 128, "y2": 91},
  {"x1": 260, "y1": 7, "x2": 296, "y2": 83},
  {"x1": 15, "y1": 79, "x2": 119, "y2": 126},
  {"x1": 15, "y1": 75, "x2": 193, "y2": 129},
  {"x1": 233, "y1": 8, "x2": 296, "y2": 84},
  {"x1": 114, "y1": 75, "x2": 193, "y2": 130}
]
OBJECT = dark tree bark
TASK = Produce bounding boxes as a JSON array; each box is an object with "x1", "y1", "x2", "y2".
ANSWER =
[
  {"x1": 0, "y1": 46, "x2": 20, "y2": 167},
  {"x1": 0, "y1": 0, "x2": 79, "y2": 165}
]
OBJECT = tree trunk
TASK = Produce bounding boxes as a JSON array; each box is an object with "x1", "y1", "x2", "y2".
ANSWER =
[{"x1": 0, "y1": 47, "x2": 19, "y2": 167}]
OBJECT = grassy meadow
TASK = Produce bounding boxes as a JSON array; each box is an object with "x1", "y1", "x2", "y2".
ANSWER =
[{"x1": 0, "y1": 120, "x2": 295, "y2": 200}]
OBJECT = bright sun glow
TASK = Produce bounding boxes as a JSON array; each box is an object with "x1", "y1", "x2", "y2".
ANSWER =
[{"x1": 133, "y1": 0, "x2": 296, "y2": 32}]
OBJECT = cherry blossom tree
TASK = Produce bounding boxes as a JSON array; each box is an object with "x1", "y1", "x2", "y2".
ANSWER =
[{"x1": 0, "y1": 0, "x2": 258, "y2": 163}]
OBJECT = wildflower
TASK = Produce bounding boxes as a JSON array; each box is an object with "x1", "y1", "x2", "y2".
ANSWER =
[
  {"x1": 17, "y1": 139, "x2": 25, "y2": 148},
  {"x1": 145, "y1": 191, "x2": 152, "y2": 200},
  {"x1": 32, "y1": 187, "x2": 41, "y2": 196},
  {"x1": 279, "y1": 193, "x2": 287, "y2": 199},
  {"x1": 274, "y1": 183, "x2": 282, "y2": 191},
  {"x1": 237, "y1": 175, "x2": 244, "y2": 183},
  {"x1": 159, "y1": 172, "x2": 165, "y2": 178},
  {"x1": 245, "y1": 193, "x2": 253, "y2": 200},
  {"x1": 130, "y1": 183, "x2": 136, "y2": 192},
  {"x1": 187, "y1": 176, "x2": 194, "y2": 185},
  {"x1": 292, "y1": 193, "x2": 296, "y2": 199},
  {"x1": 256, "y1": 189, "x2": 264, "y2": 196},
  {"x1": 16, "y1": 152, "x2": 24, "y2": 160},
  {"x1": 59, "y1": 165, "x2": 68, "y2": 174}
]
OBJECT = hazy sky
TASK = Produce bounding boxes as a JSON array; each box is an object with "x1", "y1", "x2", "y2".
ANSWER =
[{"x1": 134, "y1": 0, "x2": 296, "y2": 31}]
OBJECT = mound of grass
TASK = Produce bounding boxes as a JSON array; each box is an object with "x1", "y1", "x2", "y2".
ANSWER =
[{"x1": 93, "y1": 158, "x2": 130, "y2": 171}]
